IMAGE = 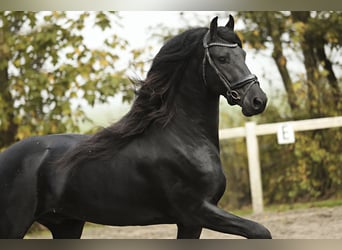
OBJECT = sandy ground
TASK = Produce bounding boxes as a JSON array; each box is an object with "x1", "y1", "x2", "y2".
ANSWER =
[{"x1": 26, "y1": 205, "x2": 342, "y2": 239}]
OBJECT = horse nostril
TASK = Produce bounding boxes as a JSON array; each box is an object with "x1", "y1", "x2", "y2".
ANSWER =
[{"x1": 253, "y1": 97, "x2": 263, "y2": 110}]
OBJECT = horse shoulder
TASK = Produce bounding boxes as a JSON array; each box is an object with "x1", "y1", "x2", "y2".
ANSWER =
[{"x1": 142, "y1": 131, "x2": 226, "y2": 203}]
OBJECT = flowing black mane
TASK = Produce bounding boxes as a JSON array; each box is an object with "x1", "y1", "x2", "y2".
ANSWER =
[{"x1": 60, "y1": 28, "x2": 209, "y2": 165}]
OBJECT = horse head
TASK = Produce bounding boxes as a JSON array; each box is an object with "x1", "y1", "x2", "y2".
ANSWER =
[{"x1": 203, "y1": 15, "x2": 267, "y2": 116}]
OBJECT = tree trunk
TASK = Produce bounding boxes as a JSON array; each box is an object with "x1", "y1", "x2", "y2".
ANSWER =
[
  {"x1": 265, "y1": 12, "x2": 300, "y2": 114},
  {"x1": 291, "y1": 11, "x2": 322, "y2": 117},
  {"x1": 315, "y1": 37, "x2": 340, "y2": 108}
]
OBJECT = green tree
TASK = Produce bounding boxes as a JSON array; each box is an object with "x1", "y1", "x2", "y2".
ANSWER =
[{"x1": 0, "y1": 11, "x2": 134, "y2": 150}]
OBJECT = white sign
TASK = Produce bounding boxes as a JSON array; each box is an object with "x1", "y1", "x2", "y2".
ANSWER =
[{"x1": 277, "y1": 123, "x2": 295, "y2": 144}]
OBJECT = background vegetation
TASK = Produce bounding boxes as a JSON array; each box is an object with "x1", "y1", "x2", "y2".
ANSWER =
[
  {"x1": 0, "y1": 11, "x2": 136, "y2": 149},
  {"x1": 1, "y1": 11, "x2": 341, "y2": 211}
]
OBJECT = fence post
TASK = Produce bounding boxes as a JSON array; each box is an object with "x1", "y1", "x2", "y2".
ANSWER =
[{"x1": 245, "y1": 122, "x2": 264, "y2": 214}]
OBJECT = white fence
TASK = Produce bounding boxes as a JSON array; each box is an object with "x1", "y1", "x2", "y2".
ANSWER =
[{"x1": 219, "y1": 116, "x2": 342, "y2": 214}]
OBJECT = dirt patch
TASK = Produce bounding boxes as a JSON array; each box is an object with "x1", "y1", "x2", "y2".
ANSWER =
[{"x1": 26, "y1": 206, "x2": 342, "y2": 239}]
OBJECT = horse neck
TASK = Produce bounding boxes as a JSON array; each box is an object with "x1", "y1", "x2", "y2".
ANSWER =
[{"x1": 172, "y1": 64, "x2": 220, "y2": 146}]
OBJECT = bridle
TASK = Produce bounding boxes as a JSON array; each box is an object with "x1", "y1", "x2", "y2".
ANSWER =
[{"x1": 202, "y1": 30, "x2": 259, "y2": 102}]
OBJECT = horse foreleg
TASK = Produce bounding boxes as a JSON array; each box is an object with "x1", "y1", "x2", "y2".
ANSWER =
[
  {"x1": 195, "y1": 201, "x2": 271, "y2": 239},
  {"x1": 176, "y1": 224, "x2": 202, "y2": 239}
]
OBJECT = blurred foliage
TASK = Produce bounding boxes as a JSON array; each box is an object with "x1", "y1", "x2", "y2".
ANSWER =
[{"x1": 0, "y1": 11, "x2": 135, "y2": 150}]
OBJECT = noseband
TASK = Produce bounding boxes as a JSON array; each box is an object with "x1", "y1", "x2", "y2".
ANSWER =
[{"x1": 202, "y1": 31, "x2": 259, "y2": 102}]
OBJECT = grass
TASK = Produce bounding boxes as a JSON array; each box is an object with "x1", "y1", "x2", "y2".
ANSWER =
[
  {"x1": 266, "y1": 198, "x2": 342, "y2": 212},
  {"x1": 229, "y1": 198, "x2": 342, "y2": 216}
]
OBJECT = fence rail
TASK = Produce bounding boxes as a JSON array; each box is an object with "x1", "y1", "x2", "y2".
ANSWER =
[{"x1": 219, "y1": 116, "x2": 342, "y2": 214}]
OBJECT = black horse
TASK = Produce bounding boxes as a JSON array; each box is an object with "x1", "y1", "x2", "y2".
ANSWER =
[{"x1": 0, "y1": 16, "x2": 271, "y2": 239}]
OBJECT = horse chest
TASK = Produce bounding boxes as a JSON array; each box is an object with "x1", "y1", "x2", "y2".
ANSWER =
[
  {"x1": 189, "y1": 146, "x2": 222, "y2": 178},
  {"x1": 166, "y1": 143, "x2": 226, "y2": 202},
  {"x1": 192, "y1": 147, "x2": 225, "y2": 197}
]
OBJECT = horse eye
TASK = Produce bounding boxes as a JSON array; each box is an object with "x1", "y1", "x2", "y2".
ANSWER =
[{"x1": 217, "y1": 56, "x2": 227, "y2": 64}]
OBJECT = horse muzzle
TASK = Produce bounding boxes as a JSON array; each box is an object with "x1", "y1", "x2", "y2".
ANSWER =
[
  {"x1": 240, "y1": 83, "x2": 267, "y2": 116},
  {"x1": 226, "y1": 81, "x2": 267, "y2": 117}
]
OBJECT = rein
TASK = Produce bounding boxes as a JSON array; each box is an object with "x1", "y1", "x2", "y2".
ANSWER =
[{"x1": 202, "y1": 31, "x2": 259, "y2": 102}]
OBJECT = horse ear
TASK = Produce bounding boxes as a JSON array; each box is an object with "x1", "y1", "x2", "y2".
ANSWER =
[
  {"x1": 225, "y1": 14, "x2": 235, "y2": 31},
  {"x1": 209, "y1": 16, "x2": 218, "y2": 40}
]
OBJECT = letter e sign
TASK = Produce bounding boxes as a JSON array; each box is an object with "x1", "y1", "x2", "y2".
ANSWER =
[{"x1": 277, "y1": 123, "x2": 295, "y2": 144}]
